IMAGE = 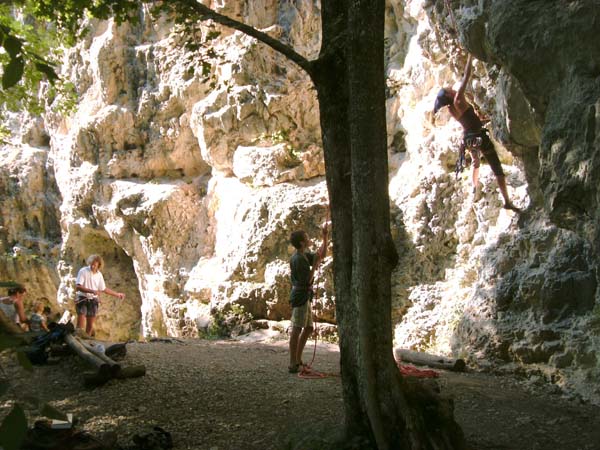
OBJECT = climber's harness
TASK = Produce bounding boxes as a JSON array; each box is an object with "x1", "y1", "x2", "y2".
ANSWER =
[
  {"x1": 456, "y1": 129, "x2": 487, "y2": 178},
  {"x1": 464, "y1": 130, "x2": 484, "y2": 149}
]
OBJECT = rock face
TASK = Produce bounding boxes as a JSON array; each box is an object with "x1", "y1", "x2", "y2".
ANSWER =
[{"x1": 0, "y1": 0, "x2": 599, "y2": 403}]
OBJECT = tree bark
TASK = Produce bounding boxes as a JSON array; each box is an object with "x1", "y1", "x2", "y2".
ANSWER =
[
  {"x1": 310, "y1": 2, "x2": 371, "y2": 441},
  {"x1": 308, "y1": 1, "x2": 466, "y2": 448},
  {"x1": 347, "y1": 1, "x2": 404, "y2": 447}
]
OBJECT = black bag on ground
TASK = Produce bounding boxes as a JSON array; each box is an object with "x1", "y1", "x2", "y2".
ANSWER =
[{"x1": 26, "y1": 323, "x2": 75, "y2": 365}]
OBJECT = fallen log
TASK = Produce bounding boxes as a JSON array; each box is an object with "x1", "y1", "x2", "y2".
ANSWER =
[
  {"x1": 83, "y1": 365, "x2": 146, "y2": 387},
  {"x1": 394, "y1": 348, "x2": 466, "y2": 372},
  {"x1": 66, "y1": 336, "x2": 145, "y2": 387},
  {"x1": 77, "y1": 338, "x2": 121, "y2": 377},
  {"x1": 64, "y1": 334, "x2": 113, "y2": 379},
  {"x1": 82, "y1": 371, "x2": 111, "y2": 388},
  {"x1": 116, "y1": 365, "x2": 146, "y2": 379}
]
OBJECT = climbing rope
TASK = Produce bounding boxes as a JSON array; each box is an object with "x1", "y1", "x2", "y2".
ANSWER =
[
  {"x1": 297, "y1": 214, "x2": 338, "y2": 380},
  {"x1": 297, "y1": 276, "x2": 334, "y2": 380},
  {"x1": 293, "y1": 211, "x2": 439, "y2": 380},
  {"x1": 444, "y1": 0, "x2": 460, "y2": 34}
]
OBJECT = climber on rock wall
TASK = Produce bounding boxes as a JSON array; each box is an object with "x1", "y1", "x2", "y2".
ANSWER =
[{"x1": 433, "y1": 54, "x2": 520, "y2": 212}]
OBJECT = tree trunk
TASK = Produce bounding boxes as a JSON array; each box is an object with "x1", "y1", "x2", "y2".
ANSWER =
[
  {"x1": 347, "y1": 1, "x2": 405, "y2": 447},
  {"x1": 310, "y1": 2, "x2": 371, "y2": 441},
  {"x1": 311, "y1": 1, "x2": 466, "y2": 448}
]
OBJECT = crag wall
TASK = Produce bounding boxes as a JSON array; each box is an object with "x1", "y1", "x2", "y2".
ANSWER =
[{"x1": 0, "y1": 0, "x2": 598, "y2": 403}]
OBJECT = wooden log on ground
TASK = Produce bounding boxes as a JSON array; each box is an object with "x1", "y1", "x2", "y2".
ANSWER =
[
  {"x1": 115, "y1": 365, "x2": 146, "y2": 379},
  {"x1": 83, "y1": 371, "x2": 112, "y2": 388},
  {"x1": 65, "y1": 334, "x2": 145, "y2": 387},
  {"x1": 64, "y1": 334, "x2": 113, "y2": 379},
  {"x1": 77, "y1": 338, "x2": 121, "y2": 377},
  {"x1": 394, "y1": 348, "x2": 466, "y2": 372},
  {"x1": 83, "y1": 365, "x2": 146, "y2": 387}
]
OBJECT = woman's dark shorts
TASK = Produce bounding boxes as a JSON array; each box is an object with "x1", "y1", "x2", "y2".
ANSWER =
[{"x1": 75, "y1": 297, "x2": 99, "y2": 317}]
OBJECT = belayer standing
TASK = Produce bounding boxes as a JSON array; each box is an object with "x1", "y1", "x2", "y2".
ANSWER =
[
  {"x1": 75, "y1": 255, "x2": 125, "y2": 337},
  {"x1": 433, "y1": 54, "x2": 519, "y2": 212},
  {"x1": 288, "y1": 223, "x2": 328, "y2": 373}
]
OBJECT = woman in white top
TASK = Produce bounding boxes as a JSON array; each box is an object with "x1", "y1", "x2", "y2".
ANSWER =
[
  {"x1": 0, "y1": 285, "x2": 29, "y2": 331},
  {"x1": 75, "y1": 254, "x2": 125, "y2": 336}
]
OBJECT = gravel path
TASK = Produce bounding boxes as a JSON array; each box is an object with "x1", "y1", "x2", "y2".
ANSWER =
[{"x1": 1, "y1": 337, "x2": 599, "y2": 450}]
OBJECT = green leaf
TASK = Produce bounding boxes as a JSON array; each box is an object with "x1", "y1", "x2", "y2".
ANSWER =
[
  {"x1": 16, "y1": 351, "x2": 33, "y2": 372},
  {"x1": 2, "y1": 36, "x2": 22, "y2": 58},
  {"x1": 0, "y1": 404, "x2": 28, "y2": 450},
  {"x1": 34, "y1": 62, "x2": 58, "y2": 82},
  {"x1": 40, "y1": 404, "x2": 67, "y2": 421},
  {"x1": 2, "y1": 56, "x2": 25, "y2": 89},
  {"x1": 0, "y1": 281, "x2": 20, "y2": 288}
]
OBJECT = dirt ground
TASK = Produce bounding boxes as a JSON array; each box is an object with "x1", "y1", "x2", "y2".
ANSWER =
[{"x1": 1, "y1": 336, "x2": 600, "y2": 450}]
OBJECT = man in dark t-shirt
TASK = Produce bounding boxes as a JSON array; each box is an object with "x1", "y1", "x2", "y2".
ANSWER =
[
  {"x1": 433, "y1": 54, "x2": 519, "y2": 212},
  {"x1": 288, "y1": 224, "x2": 328, "y2": 373}
]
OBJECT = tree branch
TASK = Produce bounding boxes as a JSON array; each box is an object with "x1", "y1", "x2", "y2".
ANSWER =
[{"x1": 182, "y1": 0, "x2": 314, "y2": 75}]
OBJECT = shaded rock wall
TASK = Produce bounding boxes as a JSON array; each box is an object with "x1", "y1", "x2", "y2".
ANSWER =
[
  {"x1": 388, "y1": 0, "x2": 600, "y2": 403},
  {"x1": 0, "y1": 0, "x2": 599, "y2": 402}
]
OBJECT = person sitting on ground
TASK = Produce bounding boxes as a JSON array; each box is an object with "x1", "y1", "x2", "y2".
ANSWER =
[
  {"x1": 288, "y1": 223, "x2": 328, "y2": 374},
  {"x1": 75, "y1": 254, "x2": 125, "y2": 337},
  {"x1": 0, "y1": 284, "x2": 29, "y2": 331},
  {"x1": 433, "y1": 54, "x2": 519, "y2": 212},
  {"x1": 43, "y1": 305, "x2": 60, "y2": 325},
  {"x1": 29, "y1": 299, "x2": 50, "y2": 332}
]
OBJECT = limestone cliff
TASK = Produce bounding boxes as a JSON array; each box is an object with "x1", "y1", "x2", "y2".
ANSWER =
[{"x1": 0, "y1": 0, "x2": 598, "y2": 404}]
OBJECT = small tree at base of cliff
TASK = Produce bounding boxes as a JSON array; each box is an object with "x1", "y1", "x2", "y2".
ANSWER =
[{"x1": 2, "y1": 0, "x2": 465, "y2": 447}]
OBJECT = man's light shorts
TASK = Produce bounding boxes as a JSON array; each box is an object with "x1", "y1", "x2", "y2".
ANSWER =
[{"x1": 291, "y1": 301, "x2": 313, "y2": 328}]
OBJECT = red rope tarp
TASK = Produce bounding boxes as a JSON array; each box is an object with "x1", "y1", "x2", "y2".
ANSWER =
[{"x1": 397, "y1": 361, "x2": 439, "y2": 378}]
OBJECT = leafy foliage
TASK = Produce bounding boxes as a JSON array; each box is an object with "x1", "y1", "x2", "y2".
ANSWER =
[
  {"x1": 0, "y1": 0, "x2": 227, "y2": 136},
  {"x1": 200, "y1": 304, "x2": 254, "y2": 339},
  {"x1": 0, "y1": 0, "x2": 140, "y2": 137},
  {"x1": 0, "y1": 1, "x2": 73, "y2": 138}
]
